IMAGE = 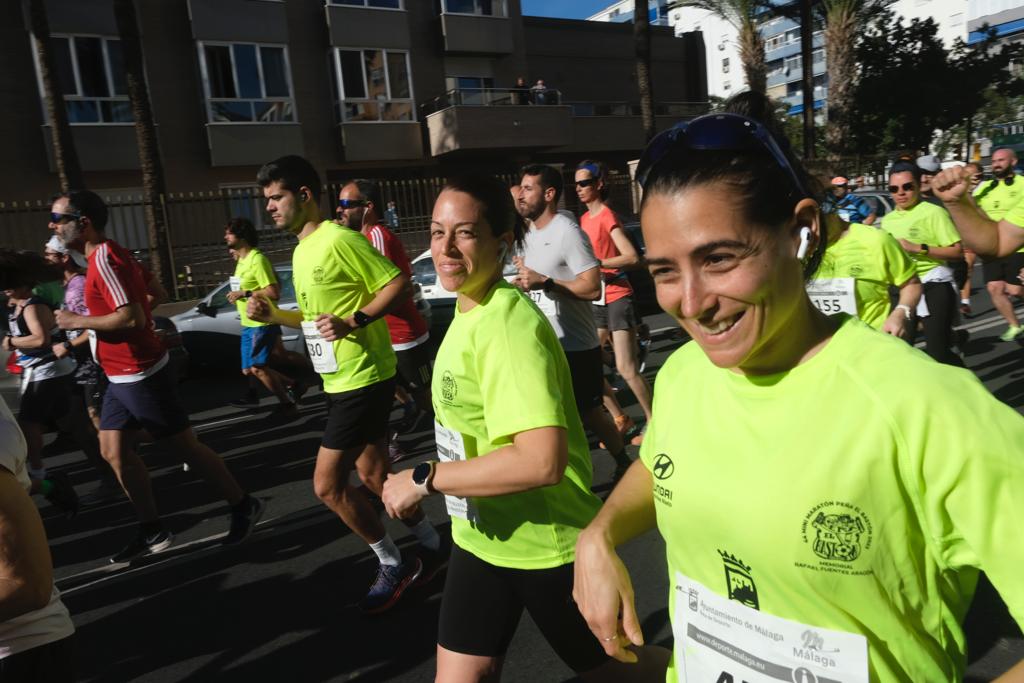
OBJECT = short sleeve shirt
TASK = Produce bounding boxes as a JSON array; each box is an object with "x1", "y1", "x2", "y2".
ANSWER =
[
  {"x1": 234, "y1": 248, "x2": 278, "y2": 328},
  {"x1": 579, "y1": 205, "x2": 633, "y2": 305},
  {"x1": 973, "y1": 175, "x2": 1024, "y2": 221},
  {"x1": 812, "y1": 223, "x2": 918, "y2": 329},
  {"x1": 641, "y1": 316, "x2": 1024, "y2": 681},
  {"x1": 519, "y1": 213, "x2": 600, "y2": 352},
  {"x1": 432, "y1": 280, "x2": 601, "y2": 569},
  {"x1": 880, "y1": 201, "x2": 962, "y2": 277},
  {"x1": 291, "y1": 221, "x2": 399, "y2": 393},
  {"x1": 364, "y1": 224, "x2": 429, "y2": 347},
  {"x1": 833, "y1": 193, "x2": 873, "y2": 224},
  {"x1": 84, "y1": 240, "x2": 166, "y2": 379}
]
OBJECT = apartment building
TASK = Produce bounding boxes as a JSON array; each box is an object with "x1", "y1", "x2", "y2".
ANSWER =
[{"x1": 3, "y1": 0, "x2": 706, "y2": 200}]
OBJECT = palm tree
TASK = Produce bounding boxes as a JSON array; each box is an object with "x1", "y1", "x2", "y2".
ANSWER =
[
  {"x1": 28, "y1": 0, "x2": 83, "y2": 192},
  {"x1": 635, "y1": 0, "x2": 657, "y2": 143},
  {"x1": 113, "y1": 0, "x2": 174, "y2": 293},
  {"x1": 677, "y1": 0, "x2": 766, "y2": 94}
]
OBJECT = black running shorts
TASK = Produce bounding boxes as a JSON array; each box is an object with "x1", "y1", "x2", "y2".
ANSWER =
[
  {"x1": 565, "y1": 347, "x2": 604, "y2": 413},
  {"x1": 321, "y1": 377, "x2": 396, "y2": 451}
]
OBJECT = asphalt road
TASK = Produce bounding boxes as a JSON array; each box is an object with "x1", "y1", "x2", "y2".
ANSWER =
[{"x1": 15, "y1": 275, "x2": 1024, "y2": 683}]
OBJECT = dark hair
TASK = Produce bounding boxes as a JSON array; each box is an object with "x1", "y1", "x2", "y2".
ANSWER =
[
  {"x1": 442, "y1": 175, "x2": 526, "y2": 249},
  {"x1": 0, "y1": 249, "x2": 60, "y2": 290},
  {"x1": 640, "y1": 91, "x2": 826, "y2": 279},
  {"x1": 520, "y1": 163, "x2": 563, "y2": 205},
  {"x1": 888, "y1": 161, "x2": 921, "y2": 184},
  {"x1": 576, "y1": 159, "x2": 610, "y2": 200},
  {"x1": 225, "y1": 216, "x2": 259, "y2": 247},
  {"x1": 350, "y1": 179, "x2": 384, "y2": 215},
  {"x1": 60, "y1": 189, "x2": 108, "y2": 231},
  {"x1": 257, "y1": 155, "x2": 321, "y2": 202}
]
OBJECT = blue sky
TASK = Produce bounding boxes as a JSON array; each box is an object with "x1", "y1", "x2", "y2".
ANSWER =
[{"x1": 520, "y1": 0, "x2": 615, "y2": 19}]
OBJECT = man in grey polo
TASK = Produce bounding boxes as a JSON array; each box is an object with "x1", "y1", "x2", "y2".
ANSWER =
[{"x1": 514, "y1": 164, "x2": 632, "y2": 478}]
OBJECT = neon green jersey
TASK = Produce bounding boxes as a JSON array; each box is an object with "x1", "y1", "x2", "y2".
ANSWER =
[
  {"x1": 812, "y1": 224, "x2": 917, "y2": 329},
  {"x1": 880, "y1": 201, "x2": 961, "y2": 277},
  {"x1": 291, "y1": 221, "x2": 398, "y2": 393},
  {"x1": 234, "y1": 248, "x2": 278, "y2": 328},
  {"x1": 641, "y1": 316, "x2": 1024, "y2": 682},
  {"x1": 432, "y1": 280, "x2": 601, "y2": 569},
  {"x1": 973, "y1": 175, "x2": 1024, "y2": 221}
]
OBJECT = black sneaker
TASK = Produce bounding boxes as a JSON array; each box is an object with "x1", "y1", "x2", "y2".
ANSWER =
[
  {"x1": 358, "y1": 557, "x2": 422, "y2": 614},
  {"x1": 110, "y1": 528, "x2": 173, "y2": 564},
  {"x1": 415, "y1": 536, "x2": 452, "y2": 586},
  {"x1": 223, "y1": 495, "x2": 266, "y2": 545},
  {"x1": 286, "y1": 379, "x2": 309, "y2": 405},
  {"x1": 44, "y1": 472, "x2": 79, "y2": 519}
]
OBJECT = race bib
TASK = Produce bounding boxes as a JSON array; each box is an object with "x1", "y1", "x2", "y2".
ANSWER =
[
  {"x1": 300, "y1": 320, "x2": 338, "y2": 374},
  {"x1": 674, "y1": 573, "x2": 868, "y2": 683},
  {"x1": 87, "y1": 329, "x2": 98, "y2": 362},
  {"x1": 229, "y1": 276, "x2": 242, "y2": 292},
  {"x1": 526, "y1": 289, "x2": 557, "y2": 317},
  {"x1": 806, "y1": 278, "x2": 857, "y2": 316},
  {"x1": 433, "y1": 421, "x2": 479, "y2": 523}
]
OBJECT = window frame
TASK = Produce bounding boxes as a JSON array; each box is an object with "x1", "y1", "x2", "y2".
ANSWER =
[
  {"x1": 440, "y1": 0, "x2": 509, "y2": 18},
  {"x1": 332, "y1": 47, "x2": 416, "y2": 124},
  {"x1": 196, "y1": 40, "x2": 298, "y2": 125},
  {"x1": 30, "y1": 33, "x2": 133, "y2": 126},
  {"x1": 325, "y1": 0, "x2": 405, "y2": 9}
]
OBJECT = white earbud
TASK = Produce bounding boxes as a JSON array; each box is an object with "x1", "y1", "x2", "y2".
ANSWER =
[{"x1": 796, "y1": 226, "x2": 812, "y2": 260}]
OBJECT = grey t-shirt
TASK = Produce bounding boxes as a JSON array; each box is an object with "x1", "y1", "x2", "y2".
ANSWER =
[{"x1": 519, "y1": 213, "x2": 600, "y2": 352}]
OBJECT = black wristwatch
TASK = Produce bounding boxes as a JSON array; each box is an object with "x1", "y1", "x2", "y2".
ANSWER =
[
  {"x1": 243, "y1": 290, "x2": 253, "y2": 298},
  {"x1": 412, "y1": 460, "x2": 437, "y2": 494},
  {"x1": 541, "y1": 278, "x2": 555, "y2": 293},
  {"x1": 919, "y1": 243, "x2": 929, "y2": 254},
  {"x1": 353, "y1": 310, "x2": 373, "y2": 328},
  {"x1": 62, "y1": 340, "x2": 73, "y2": 352}
]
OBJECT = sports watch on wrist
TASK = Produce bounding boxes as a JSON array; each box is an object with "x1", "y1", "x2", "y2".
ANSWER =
[
  {"x1": 243, "y1": 290, "x2": 253, "y2": 298},
  {"x1": 412, "y1": 460, "x2": 437, "y2": 494},
  {"x1": 541, "y1": 278, "x2": 555, "y2": 293},
  {"x1": 62, "y1": 340, "x2": 73, "y2": 352},
  {"x1": 919, "y1": 243, "x2": 929, "y2": 254},
  {"x1": 353, "y1": 310, "x2": 373, "y2": 328}
]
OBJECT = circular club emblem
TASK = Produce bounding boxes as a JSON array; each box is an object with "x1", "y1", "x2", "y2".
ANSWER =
[
  {"x1": 312, "y1": 266, "x2": 325, "y2": 284},
  {"x1": 440, "y1": 371, "x2": 457, "y2": 402},
  {"x1": 801, "y1": 501, "x2": 873, "y2": 563},
  {"x1": 652, "y1": 453, "x2": 674, "y2": 480}
]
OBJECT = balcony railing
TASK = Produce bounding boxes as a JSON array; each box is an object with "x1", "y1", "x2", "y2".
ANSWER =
[
  {"x1": 567, "y1": 101, "x2": 710, "y2": 118},
  {"x1": 422, "y1": 87, "x2": 562, "y2": 115}
]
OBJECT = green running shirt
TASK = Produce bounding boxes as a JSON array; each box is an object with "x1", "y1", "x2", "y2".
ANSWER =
[
  {"x1": 880, "y1": 201, "x2": 961, "y2": 278},
  {"x1": 432, "y1": 280, "x2": 601, "y2": 569},
  {"x1": 233, "y1": 248, "x2": 278, "y2": 328},
  {"x1": 641, "y1": 316, "x2": 1024, "y2": 681}
]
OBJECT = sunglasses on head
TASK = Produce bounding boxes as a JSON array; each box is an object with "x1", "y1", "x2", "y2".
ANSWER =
[
  {"x1": 635, "y1": 113, "x2": 809, "y2": 197},
  {"x1": 50, "y1": 212, "x2": 80, "y2": 224},
  {"x1": 575, "y1": 178, "x2": 597, "y2": 188},
  {"x1": 337, "y1": 198, "x2": 368, "y2": 209},
  {"x1": 888, "y1": 182, "x2": 915, "y2": 193}
]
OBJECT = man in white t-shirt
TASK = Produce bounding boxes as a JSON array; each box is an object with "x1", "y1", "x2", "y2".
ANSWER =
[
  {"x1": 514, "y1": 164, "x2": 633, "y2": 479},
  {"x1": 0, "y1": 399, "x2": 75, "y2": 681}
]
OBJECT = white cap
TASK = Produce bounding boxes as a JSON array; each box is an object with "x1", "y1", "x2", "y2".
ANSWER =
[{"x1": 45, "y1": 235, "x2": 88, "y2": 269}]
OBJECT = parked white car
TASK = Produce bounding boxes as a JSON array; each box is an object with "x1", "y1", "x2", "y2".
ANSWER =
[{"x1": 410, "y1": 249, "x2": 518, "y2": 329}]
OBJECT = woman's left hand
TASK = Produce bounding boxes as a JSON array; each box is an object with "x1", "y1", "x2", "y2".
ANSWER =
[
  {"x1": 382, "y1": 469, "x2": 424, "y2": 520},
  {"x1": 881, "y1": 310, "x2": 907, "y2": 338}
]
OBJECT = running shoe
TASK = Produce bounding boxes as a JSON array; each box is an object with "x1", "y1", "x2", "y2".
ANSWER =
[
  {"x1": 637, "y1": 338, "x2": 651, "y2": 374},
  {"x1": 223, "y1": 495, "x2": 266, "y2": 545},
  {"x1": 44, "y1": 472, "x2": 79, "y2": 519},
  {"x1": 110, "y1": 528, "x2": 173, "y2": 564},
  {"x1": 999, "y1": 325, "x2": 1024, "y2": 342},
  {"x1": 960, "y1": 301, "x2": 972, "y2": 317},
  {"x1": 358, "y1": 557, "x2": 423, "y2": 614},
  {"x1": 415, "y1": 535, "x2": 452, "y2": 586},
  {"x1": 286, "y1": 379, "x2": 309, "y2": 405},
  {"x1": 629, "y1": 423, "x2": 647, "y2": 447},
  {"x1": 388, "y1": 434, "x2": 407, "y2": 463}
]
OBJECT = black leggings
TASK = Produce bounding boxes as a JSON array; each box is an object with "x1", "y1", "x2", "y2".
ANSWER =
[
  {"x1": 0, "y1": 635, "x2": 74, "y2": 683},
  {"x1": 917, "y1": 281, "x2": 965, "y2": 367}
]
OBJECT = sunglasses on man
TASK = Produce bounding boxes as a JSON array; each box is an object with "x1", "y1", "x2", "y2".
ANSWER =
[
  {"x1": 887, "y1": 182, "x2": 915, "y2": 194},
  {"x1": 50, "y1": 212, "x2": 81, "y2": 224},
  {"x1": 337, "y1": 198, "x2": 368, "y2": 209}
]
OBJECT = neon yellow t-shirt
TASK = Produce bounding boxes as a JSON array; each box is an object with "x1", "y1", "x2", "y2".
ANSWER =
[
  {"x1": 880, "y1": 201, "x2": 961, "y2": 277},
  {"x1": 973, "y1": 175, "x2": 1024, "y2": 221},
  {"x1": 641, "y1": 316, "x2": 1024, "y2": 682},
  {"x1": 432, "y1": 280, "x2": 601, "y2": 570},
  {"x1": 234, "y1": 248, "x2": 278, "y2": 328},
  {"x1": 291, "y1": 221, "x2": 399, "y2": 393},
  {"x1": 812, "y1": 224, "x2": 917, "y2": 329}
]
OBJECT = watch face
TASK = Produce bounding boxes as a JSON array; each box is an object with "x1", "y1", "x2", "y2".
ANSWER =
[{"x1": 413, "y1": 462, "x2": 431, "y2": 485}]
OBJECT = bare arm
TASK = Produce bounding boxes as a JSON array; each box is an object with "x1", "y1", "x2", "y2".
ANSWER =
[
  {"x1": 145, "y1": 274, "x2": 168, "y2": 309},
  {"x1": 514, "y1": 256, "x2": 602, "y2": 301},
  {"x1": 0, "y1": 469, "x2": 56, "y2": 622},
  {"x1": 56, "y1": 302, "x2": 146, "y2": 333},
  {"x1": 898, "y1": 239, "x2": 963, "y2": 260},
  {"x1": 432, "y1": 426, "x2": 568, "y2": 497},
  {"x1": 993, "y1": 660, "x2": 1024, "y2": 683},
  {"x1": 7, "y1": 304, "x2": 52, "y2": 350},
  {"x1": 862, "y1": 212, "x2": 877, "y2": 226},
  {"x1": 600, "y1": 228, "x2": 640, "y2": 270},
  {"x1": 933, "y1": 167, "x2": 1024, "y2": 257},
  {"x1": 881, "y1": 276, "x2": 921, "y2": 338}
]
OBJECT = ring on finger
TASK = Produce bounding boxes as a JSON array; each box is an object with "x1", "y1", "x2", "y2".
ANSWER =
[{"x1": 601, "y1": 634, "x2": 618, "y2": 642}]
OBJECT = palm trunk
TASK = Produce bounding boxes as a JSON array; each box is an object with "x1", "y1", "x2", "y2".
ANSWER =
[
  {"x1": 635, "y1": 0, "x2": 656, "y2": 143},
  {"x1": 738, "y1": 19, "x2": 766, "y2": 94},
  {"x1": 823, "y1": 3, "x2": 857, "y2": 160},
  {"x1": 29, "y1": 0, "x2": 83, "y2": 192},
  {"x1": 113, "y1": 0, "x2": 174, "y2": 294}
]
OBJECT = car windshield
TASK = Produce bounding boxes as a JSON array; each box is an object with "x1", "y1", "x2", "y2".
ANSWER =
[
  {"x1": 209, "y1": 283, "x2": 231, "y2": 309},
  {"x1": 276, "y1": 267, "x2": 296, "y2": 302},
  {"x1": 412, "y1": 258, "x2": 436, "y2": 286}
]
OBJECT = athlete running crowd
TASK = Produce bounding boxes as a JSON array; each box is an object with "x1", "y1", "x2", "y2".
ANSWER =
[{"x1": 1, "y1": 91, "x2": 1023, "y2": 682}]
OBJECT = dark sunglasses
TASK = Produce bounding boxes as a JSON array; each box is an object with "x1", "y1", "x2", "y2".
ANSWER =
[
  {"x1": 50, "y1": 212, "x2": 80, "y2": 223},
  {"x1": 888, "y1": 182, "x2": 915, "y2": 193},
  {"x1": 337, "y1": 198, "x2": 368, "y2": 209},
  {"x1": 575, "y1": 178, "x2": 597, "y2": 188},
  {"x1": 635, "y1": 113, "x2": 809, "y2": 197}
]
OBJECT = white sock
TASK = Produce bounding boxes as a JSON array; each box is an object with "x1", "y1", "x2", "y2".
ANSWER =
[
  {"x1": 368, "y1": 535, "x2": 402, "y2": 566},
  {"x1": 961, "y1": 298, "x2": 970, "y2": 305},
  {"x1": 410, "y1": 518, "x2": 440, "y2": 551}
]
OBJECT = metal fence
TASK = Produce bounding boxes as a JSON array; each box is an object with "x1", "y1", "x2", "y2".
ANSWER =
[{"x1": 0, "y1": 166, "x2": 641, "y2": 301}]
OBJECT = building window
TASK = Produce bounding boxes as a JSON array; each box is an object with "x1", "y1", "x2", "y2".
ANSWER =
[
  {"x1": 333, "y1": 48, "x2": 414, "y2": 122},
  {"x1": 327, "y1": 0, "x2": 402, "y2": 7},
  {"x1": 198, "y1": 42, "x2": 296, "y2": 123},
  {"x1": 35, "y1": 35, "x2": 132, "y2": 124},
  {"x1": 442, "y1": 0, "x2": 507, "y2": 17},
  {"x1": 813, "y1": 48, "x2": 825, "y2": 64},
  {"x1": 784, "y1": 55, "x2": 802, "y2": 73},
  {"x1": 722, "y1": 57, "x2": 730, "y2": 73},
  {"x1": 767, "y1": 59, "x2": 783, "y2": 77},
  {"x1": 723, "y1": 81, "x2": 731, "y2": 91},
  {"x1": 950, "y1": 12, "x2": 963, "y2": 26}
]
